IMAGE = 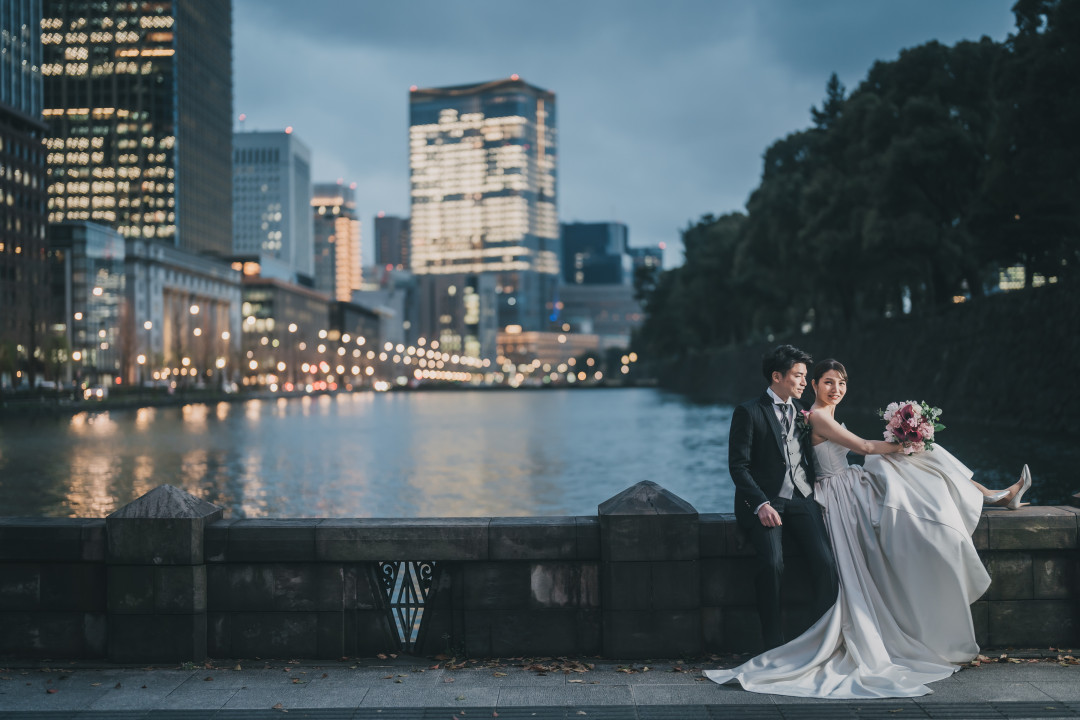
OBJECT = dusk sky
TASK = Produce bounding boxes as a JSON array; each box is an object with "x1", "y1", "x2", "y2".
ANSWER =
[{"x1": 233, "y1": 0, "x2": 1017, "y2": 268}]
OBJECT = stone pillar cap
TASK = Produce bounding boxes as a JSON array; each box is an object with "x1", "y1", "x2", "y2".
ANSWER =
[
  {"x1": 598, "y1": 481, "x2": 697, "y2": 516},
  {"x1": 108, "y1": 484, "x2": 222, "y2": 519}
]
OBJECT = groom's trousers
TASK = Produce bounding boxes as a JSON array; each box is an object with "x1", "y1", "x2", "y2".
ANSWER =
[{"x1": 743, "y1": 494, "x2": 839, "y2": 650}]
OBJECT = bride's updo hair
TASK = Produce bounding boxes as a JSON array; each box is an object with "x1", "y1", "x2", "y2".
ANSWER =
[{"x1": 812, "y1": 358, "x2": 848, "y2": 384}]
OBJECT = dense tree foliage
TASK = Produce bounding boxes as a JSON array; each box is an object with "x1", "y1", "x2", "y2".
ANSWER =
[{"x1": 634, "y1": 2, "x2": 1079, "y2": 363}]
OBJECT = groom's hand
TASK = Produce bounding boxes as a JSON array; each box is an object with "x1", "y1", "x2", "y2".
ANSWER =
[{"x1": 757, "y1": 503, "x2": 782, "y2": 528}]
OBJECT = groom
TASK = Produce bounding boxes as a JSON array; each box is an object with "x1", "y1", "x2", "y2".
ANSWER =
[{"x1": 729, "y1": 344, "x2": 838, "y2": 650}]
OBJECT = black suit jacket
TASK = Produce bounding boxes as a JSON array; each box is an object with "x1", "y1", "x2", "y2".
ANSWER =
[{"x1": 729, "y1": 391, "x2": 819, "y2": 528}]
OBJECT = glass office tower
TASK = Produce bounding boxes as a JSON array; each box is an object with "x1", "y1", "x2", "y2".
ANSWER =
[
  {"x1": 40, "y1": 0, "x2": 233, "y2": 255},
  {"x1": 312, "y1": 181, "x2": 361, "y2": 303},
  {"x1": 409, "y1": 76, "x2": 558, "y2": 334},
  {"x1": 1, "y1": 0, "x2": 49, "y2": 384}
]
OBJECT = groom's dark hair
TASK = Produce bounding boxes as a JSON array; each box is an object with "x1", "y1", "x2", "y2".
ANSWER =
[{"x1": 762, "y1": 344, "x2": 813, "y2": 382}]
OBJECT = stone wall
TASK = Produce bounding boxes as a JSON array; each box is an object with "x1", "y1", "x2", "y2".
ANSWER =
[{"x1": 0, "y1": 484, "x2": 1076, "y2": 662}]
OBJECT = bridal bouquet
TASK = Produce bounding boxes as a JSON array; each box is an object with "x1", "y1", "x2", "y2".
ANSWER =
[{"x1": 879, "y1": 401, "x2": 945, "y2": 454}]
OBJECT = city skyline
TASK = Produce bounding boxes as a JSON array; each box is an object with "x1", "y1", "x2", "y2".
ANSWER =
[{"x1": 233, "y1": 0, "x2": 1016, "y2": 268}]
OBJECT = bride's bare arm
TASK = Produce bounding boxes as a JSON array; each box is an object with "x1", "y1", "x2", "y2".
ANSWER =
[{"x1": 809, "y1": 412, "x2": 902, "y2": 456}]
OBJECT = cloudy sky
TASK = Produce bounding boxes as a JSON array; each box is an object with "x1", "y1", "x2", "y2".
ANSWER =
[{"x1": 233, "y1": 0, "x2": 1017, "y2": 267}]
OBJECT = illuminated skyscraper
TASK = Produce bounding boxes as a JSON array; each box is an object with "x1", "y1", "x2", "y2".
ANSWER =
[
  {"x1": 233, "y1": 130, "x2": 314, "y2": 284},
  {"x1": 373, "y1": 213, "x2": 409, "y2": 270},
  {"x1": 312, "y1": 181, "x2": 361, "y2": 303},
  {"x1": 40, "y1": 0, "x2": 232, "y2": 255},
  {"x1": 1, "y1": 0, "x2": 49, "y2": 384},
  {"x1": 409, "y1": 77, "x2": 558, "y2": 340}
]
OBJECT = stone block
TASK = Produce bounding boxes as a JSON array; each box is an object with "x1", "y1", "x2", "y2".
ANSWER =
[
  {"x1": 227, "y1": 519, "x2": 318, "y2": 562},
  {"x1": 82, "y1": 521, "x2": 106, "y2": 561},
  {"x1": 702, "y1": 606, "x2": 724, "y2": 652},
  {"x1": 700, "y1": 558, "x2": 757, "y2": 605},
  {"x1": 344, "y1": 563, "x2": 382, "y2": 611},
  {"x1": 987, "y1": 507, "x2": 1078, "y2": 551},
  {"x1": 108, "y1": 613, "x2": 207, "y2": 662},
  {"x1": 227, "y1": 611, "x2": 319, "y2": 658},
  {"x1": 987, "y1": 552, "x2": 1034, "y2": 601},
  {"x1": 0, "y1": 611, "x2": 86, "y2": 657},
  {"x1": 0, "y1": 519, "x2": 88, "y2": 561},
  {"x1": 726, "y1": 520, "x2": 756, "y2": 557},
  {"x1": 462, "y1": 561, "x2": 531, "y2": 610},
  {"x1": 316, "y1": 518, "x2": 490, "y2": 562},
  {"x1": 219, "y1": 564, "x2": 275, "y2": 611},
  {"x1": 488, "y1": 517, "x2": 577, "y2": 560},
  {"x1": 972, "y1": 515, "x2": 989, "y2": 551},
  {"x1": 600, "y1": 561, "x2": 652, "y2": 611},
  {"x1": 267, "y1": 563, "x2": 344, "y2": 612},
  {"x1": 39, "y1": 563, "x2": 106, "y2": 611},
  {"x1": 208, "y1": 612, "x2": 230, "y2": 657},
  {"x1": 576, "y1": 517, "x2": 601, "y2": 559},
  {"x1": 602, "y1": 609, "x2": 702, "y2": 659},
  {"x1": 601, "y1": 515, "x2": 699, "y2": 562},
  {"x1": 155, "y1": 565, "x2": 206, "y2": 613},
  {"x1": 317, "y1": 611, "x2": 345, "y2": 658},
  {"x1": 485, "y1": 609, "x2": 601, "y2": 656},
  {"x1": 781, "y1": 604, "x2": 817, "y2": 640},
  {"x1": 650, "y1": 561, "x2": 700, "y2": 610},
  {"x1": 106, "y1": 485, "x2": 223, "y2": 565},
  {"x1": 84, "y1": 612, "x2": 106, "y2": 656},
  {"x1": 204, "y1": 518, "x2": 236, "y2": 563},
  {"x1": 988, "y1": 600, "x2": 1077, "y2": 648},
  {"x1": 722, "y1": 605, "x2": 764, "y2": 654},
  {"x1": 107, "y1": 565, "x2": 156, "y2": 613},
  {"x1": 599, "y1": 481, "x2": 699, "y2": 562},
  {"x1": 698, "y1": 514, "x2": 729, "y2": 558},
  {"x1": 971, "y1": 601, "x2": 988, "y2": 648},
  {"x1": 602, "y1": 561, "x2": 699, "y2": 611},
  {"x1": 351, "y1": 609, "x2": 400, "y2": 656},
  {"x1": 1033, "y1": 554, "x2": 1075, "y2": 600},
  {"x1": 529, "y1": 562, "x2": 598, "y2": 608},
  {"x1": 463, "y1": 610, "x2": 492, "y2": 657},
  {"x1": 0, "y1": 563, "x2": 40, "y2": 610},
  {"x1": 206, "y1": 564, "x2": 228, "y2": 611}
]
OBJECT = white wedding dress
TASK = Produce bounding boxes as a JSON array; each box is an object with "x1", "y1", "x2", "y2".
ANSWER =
[{"x1": 705, "y1": 438, "x2": 991, "y2": 698}]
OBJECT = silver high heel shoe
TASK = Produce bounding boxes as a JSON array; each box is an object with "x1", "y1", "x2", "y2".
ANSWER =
[
  {"x1": 983, "y1": 489, "x2": 1010, "y2": 505},
  {"x1": 1006, "y1": 464, "x2": 1032, "y2": 510}
]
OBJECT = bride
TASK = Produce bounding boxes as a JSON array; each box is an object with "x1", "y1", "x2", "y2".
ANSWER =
[{"x1": 705, "y1": 358, "x2": 1032, "y2": 698}]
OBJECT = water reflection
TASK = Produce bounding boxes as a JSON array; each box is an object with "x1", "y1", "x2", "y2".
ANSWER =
[{"x1": 0, "y1": 389, "x2": 1075, "y2": 519}]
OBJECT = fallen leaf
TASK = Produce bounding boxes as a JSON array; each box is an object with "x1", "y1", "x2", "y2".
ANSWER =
[
  {"x1": 383, "y1": 675, "x2": 393, "y2": 680},
  {"x1": 456, "y1": 694, "x2": 465, "y2": 700},
  {"x1": 114, "y1": 682, "x2": 122, "y2": 689},
  {"x1": 394, "y1": 679, "x2": 402, "y2": 683},
  {"x1": 46, "y1": 688, "x2": 58, "y2": 694},
  {"x1": 141, "y1": 685, "x2": 147, "y2": 689},
  {"x1": 204, "y1": 676, "x2": 213, "y2": 682},
  {"x1": 569, "y1": 678, "x2": 583, "y2": 683},
  {"x1": 377, "y1": 653, "x2": 388, "y2": 660},
  {"x1": 321, "y1": 673, "x2": 328, "y2": 678},
  {"x1": 233, "y1": 664, "x2": 242, "y2": 671}
]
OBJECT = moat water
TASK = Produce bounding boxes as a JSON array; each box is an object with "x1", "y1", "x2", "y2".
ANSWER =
[{"x1": 0, "y1": 388, "x2": 1074, "y2": 518}]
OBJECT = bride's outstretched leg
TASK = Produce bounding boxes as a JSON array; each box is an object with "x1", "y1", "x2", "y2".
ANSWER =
[{"x1": 978, "y1": 465, "x2": 1032, "y2": 509}]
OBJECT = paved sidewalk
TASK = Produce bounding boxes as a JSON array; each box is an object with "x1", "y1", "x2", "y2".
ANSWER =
[{"x1": 2, "y1": 652, "x2": 1079, "y2": 719}]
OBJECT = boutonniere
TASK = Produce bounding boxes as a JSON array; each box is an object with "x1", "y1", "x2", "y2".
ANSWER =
[{"x1": 795, "y1": 409, "x2": 812, "y2": 437}]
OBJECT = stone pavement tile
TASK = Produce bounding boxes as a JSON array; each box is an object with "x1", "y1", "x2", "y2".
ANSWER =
[
  {"x1": 955, "y1": 663, "x2": 1080, "y2": 682},
  {"x1": 219, "y1": 684, "x2": 316, "y2": 710},
  {"x1": 278, "y1": 681, "x2": 367, "y2": 709},
  {"x1": 920, "y1": 681, "x2": 1055, "y2": 704},
  {"x1": 496, "y1": 684, "x2": 632, "y2": 706},
  {"x1": 78, "y1": 671, "x2": 193, "y2": 711},
  {"x1": 360, "y1": 684, "x2": 500, "y2": 707},
  {"x1": 585, "y1": 668, "x2": 705, "y2": 686},
  {"x1": 638, "y1": 706, "x2": 714, "y2": 719},
  {"x1": 1030, "y1": 682, "x2": 1080, "y2": 702},
  {"x1": 632, "y1": 682, "x2": 773, "y2": 705},
  {"x1": 438, "y1": 665, "x2": 574, "y2": 687},
  {"x1": 155, "y1": 686, "x2": 239, "y2": 710}
]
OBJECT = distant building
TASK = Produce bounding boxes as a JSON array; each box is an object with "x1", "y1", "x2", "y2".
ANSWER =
[
  {"x1": 627, "y1": 245, "x2": 663, "y2": 273},
  {"x1": 409, "y1": 76, "x2": 558, "y2": 344},
  {"x1": 312, "y1": 182, "x2": 362, "y2": 302},
  {"x1": 47, "y1": 222, "x2": 125, "y2": 384},
  {"x1": 557, "y1": 283, "x2": 645, "y2": 350},
  {"x1": 353, "y1": 266, "x2": 418, "y2": 348},
  {"x1": 561, "y1": 222, "x2": 630, "y2": 286},
  {"x1": 40, "y1": 0, "x2": 238, "y2": 385},
  {"x1": 233, "y1": 130, "x2": 314, "y2": 285},
  {"x1": 374, "y1": 213, "x2": 409, "y2": 270},
  {"x1": 0, "y1": 0, "x2": 49, "y2": 385},
  {"x1": 41, "y1": 0, "x2": 233, "y2": 255}
]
